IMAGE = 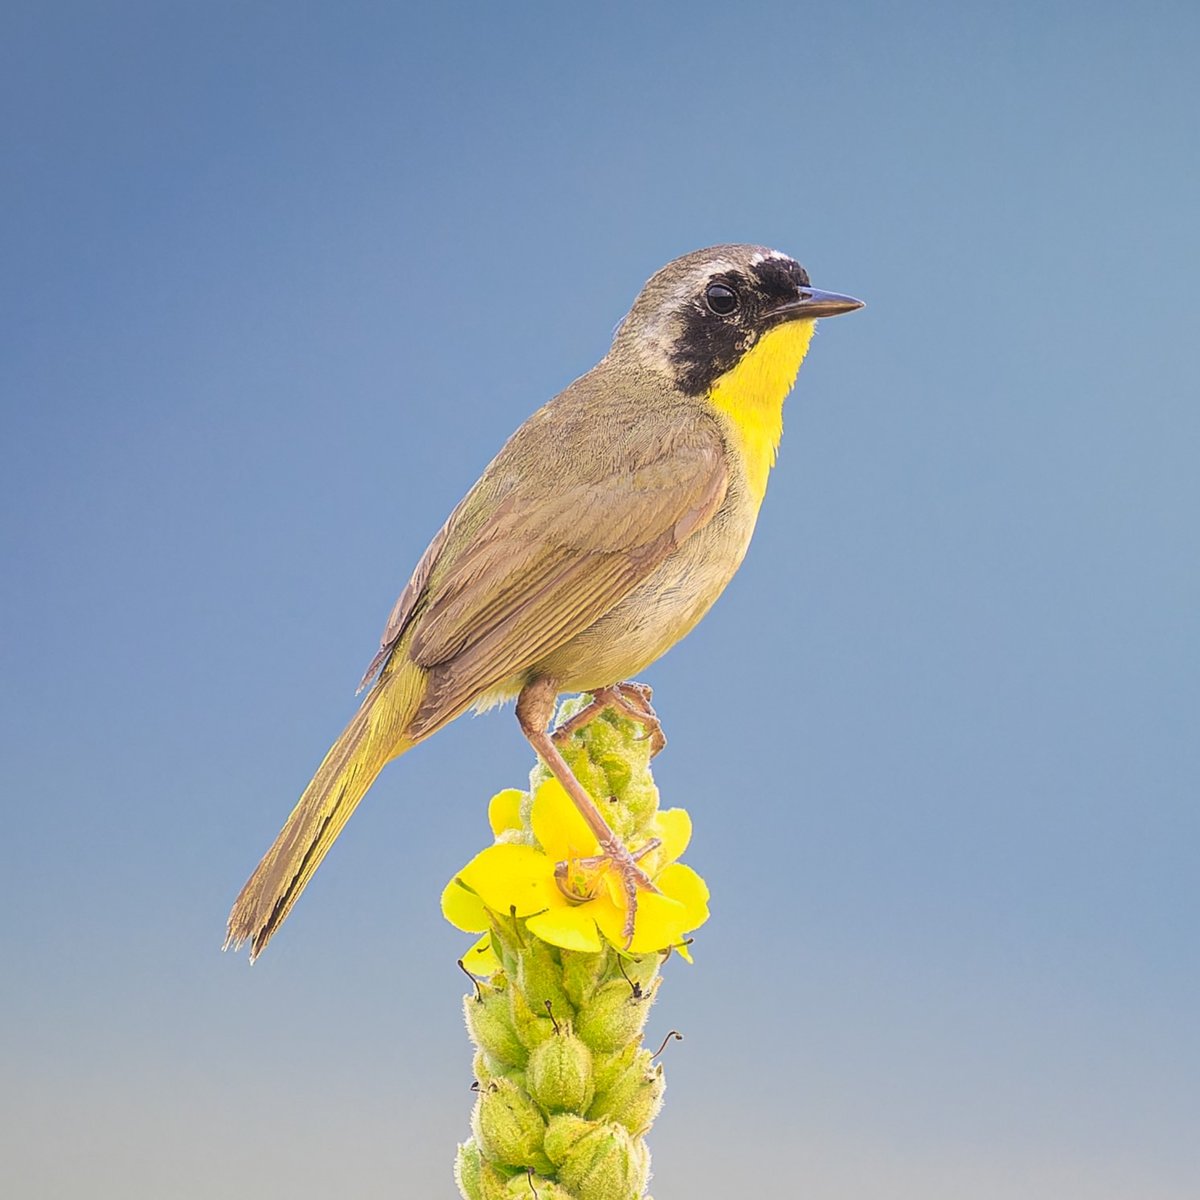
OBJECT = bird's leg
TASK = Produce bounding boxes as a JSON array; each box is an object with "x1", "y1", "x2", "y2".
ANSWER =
[
  {"x1": 551, "y1": 681, "x2": 667, "y2": 756},
  {"x1": 517, "y1": 679, "x2": 658, "y2": 945}
]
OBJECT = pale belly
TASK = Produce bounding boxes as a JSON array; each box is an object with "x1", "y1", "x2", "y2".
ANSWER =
[{"x1": 529, "y1": 491, "x2": 760, "y2": 692}]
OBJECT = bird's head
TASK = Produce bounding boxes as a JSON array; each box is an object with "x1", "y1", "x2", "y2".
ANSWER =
[{"x1": 613, "y1": 244, "x2": 863, "y2": 396}]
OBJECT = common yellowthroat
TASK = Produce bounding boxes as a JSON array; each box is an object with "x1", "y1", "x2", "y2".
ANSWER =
[{"x1": 226, "y1": 245, "x2": 862, "y2": 959}]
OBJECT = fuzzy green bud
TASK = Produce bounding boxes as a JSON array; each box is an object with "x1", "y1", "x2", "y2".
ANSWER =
[
  {"x1": 619, "y1": 952, "x2": 661, "y2": 997},
  {"x1": 557, "y1": 1121, "x2": 650, "y2": 1200},
  {"x1": 473, "y1": 1049, "x2": 496, "y2": 1089},
  {"x1": 471, "y1": 1078, "x2": 550, "y2": 1173},
  {"x1": 623, "y1": 1064, "x2": 666, "y2": 1138},
  {"x1": 517, "y1": 936, "x2": 575, "y2": 1023},
  {"x1": 560, "y1": 948, "x2": 609, "y2": 1008},
  {"x1": 543, "y1": 1113, "x2": 593, "y2": 1167},
  {"x1": 589, "y1": 1051, "x2": 664, "y2": 1136},
  {"x1": 584, "y1": 712, "x2": 659, "y2": 826},
  {"x1": 477, "y1": 1161, "x2": 515, "y2": 1200},
  {"x1": 465, "y1": 987, "x2": 527, "y2": 1069},
  {"x1": 454, "y1": 1139, "x2": 484, "y2": 1200},
  {"x1": 575, "y1": 980, "x2": 653, "y2": 1054},
  {"x1": 501, "y1": 1176, "x2": 573, "y2": 1200},
  {"x1": 590, "y1": 1041, "x2": 637, "y2": 1097},
  {"x1": 481, "y1": 910, "x2": 526, "y2": 970},
  {"x1": 527, "y1": 1028, "x2": 595, "y2": 1114},
  {"x1": 508, "y1": 977, "x2": 556, "y2": 1051}
]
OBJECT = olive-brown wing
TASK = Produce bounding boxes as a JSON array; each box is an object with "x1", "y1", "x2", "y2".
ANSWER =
[{"x1": 403, "y1": 430, "x2": 728, "y2": 735}]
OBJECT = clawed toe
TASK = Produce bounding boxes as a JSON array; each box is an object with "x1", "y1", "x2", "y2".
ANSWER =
[{"x1": 552, "y1": 681, "x2": 668, "y2": 756}]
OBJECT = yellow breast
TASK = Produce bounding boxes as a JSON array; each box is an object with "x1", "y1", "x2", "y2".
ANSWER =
[{"x1": 706, "y1": 320, "x2": 815, "y2": 504}]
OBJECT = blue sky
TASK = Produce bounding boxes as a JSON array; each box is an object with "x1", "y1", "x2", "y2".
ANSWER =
[{"x1": 2, "y1": 3, "x2": 1197, "y2": 1197}]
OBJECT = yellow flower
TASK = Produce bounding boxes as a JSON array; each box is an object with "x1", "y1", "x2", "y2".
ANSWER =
[{"x1": 442, "y1": 779, "x2": 709, "y2": 959}]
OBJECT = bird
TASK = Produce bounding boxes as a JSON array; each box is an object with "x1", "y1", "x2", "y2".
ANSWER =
[{"x1": 225, "y1": 244, "x2": 862, "y2": 960}]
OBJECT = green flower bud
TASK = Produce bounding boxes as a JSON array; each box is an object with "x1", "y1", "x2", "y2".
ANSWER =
[
  {"x1": 560, "y1": 947, "x2": 609, "y2": 1008},
  {"x1": 454, "y1": 1139, "x2": 484, "y2": 1200},
  {"x1": 589, "y1": 1052, "x2": 664, "y2": 1137},
  {"x1": 575, "y1": 980, "x2": 653, "y2": 1054},
  {"x1": 501, "y1": 1175, "x2": 573, "y2": 1200},
  {"x1": 473, "y1": 1050, "x2": 492, "y2": 1087},
  {"x1": 527, "y1": 1028, "x2": 595, "y2": 1114},
  {"x1": 508, "y1": 977, "x2": 555, "y2": 1051},
  {"x1": 618, "y1": 772, "x2": 659, "y2": 830},
  {"x1": 590, "y1": 737, "x2": 635, "y2": 799},
  {"x1": 557, "y1": 749, "x2": 611, "y2": 823},
  {"x1": 474, "y1": 1048, "x2": 517, "y2": 1092},
  {"x1": 543, "y1": 1113, "x2": 593, "y2": 1166},
  {"x1": 619, "y1": 953, "x2": 661, "y2": 998},
  {"x1": 590, "y1": 1042, "x2": 637, "y2": 1097},
  {"x1": 557, "y1": 1121, "x2": 649, "y2": 1200},
  {"x1": 477, "y1": 1161, "x2": 515, "y2": 1200},
  {"x1": 624, "y1": 1065, "x2": 665, "y2": 1139},
  {"x1": 588, "y1": 1050, "x2": 641, "y2": 1120},
  {"x1": 471, "y1": 1079, "x2": 549, "y2": 1173},
  {"x1": 486, "y1": 918, "x2": 524, "y2": 971},
  {"x1": 517, "y1": 936, "x2": 575, "y2": 1022},
  {"x1": 465, "y1": 988, "x2": 527, "y2": 1069}
]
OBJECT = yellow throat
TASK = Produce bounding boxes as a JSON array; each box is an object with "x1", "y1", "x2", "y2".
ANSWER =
[{"x1": 707, "y1": 319, "x2": 815, "y2": 503}]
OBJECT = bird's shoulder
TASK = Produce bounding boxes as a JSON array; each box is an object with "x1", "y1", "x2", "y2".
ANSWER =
[{"x1": 482, "y1": 364, "x2": 724, "y2": 496}]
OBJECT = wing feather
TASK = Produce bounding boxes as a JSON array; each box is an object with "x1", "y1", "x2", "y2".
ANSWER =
[{"x1": 359, "y1": 393, "x2": 729, "y2": 729}]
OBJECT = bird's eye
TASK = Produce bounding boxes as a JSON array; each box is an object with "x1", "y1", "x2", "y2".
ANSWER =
[{"x1": 704, "y1": 283, "x2": 739, "y2": 316}]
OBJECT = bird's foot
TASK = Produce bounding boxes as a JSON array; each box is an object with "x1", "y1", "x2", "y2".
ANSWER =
[
  {"x1": 555, "y1": 834, "x2": 662, "y2": 946},
  {"x1": 552, "y1": 681, "x2": 667, "y2": 756}
]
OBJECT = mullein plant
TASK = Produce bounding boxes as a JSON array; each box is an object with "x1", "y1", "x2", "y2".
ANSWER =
[{"x1": 442, "y1": 697, "x2": 710, "y2": 1200}]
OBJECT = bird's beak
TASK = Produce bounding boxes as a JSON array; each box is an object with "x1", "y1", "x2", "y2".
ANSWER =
[{"x1": 765, "y1": 287, "x2": 865, "y2": 325}]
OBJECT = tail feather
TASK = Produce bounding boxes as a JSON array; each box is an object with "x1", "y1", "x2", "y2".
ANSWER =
[{"x1": 225, "y1": 663, "x2": 425, "y2": 960}]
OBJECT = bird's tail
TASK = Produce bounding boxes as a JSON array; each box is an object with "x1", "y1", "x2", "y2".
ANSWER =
[{"x1": 225, "y1": 661, "x2": 426, "y2": 960}]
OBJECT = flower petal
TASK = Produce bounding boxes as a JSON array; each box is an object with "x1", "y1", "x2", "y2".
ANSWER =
[
  {"x1": 653, "y1": 808, "x2": 692, "y2": 865},
  {"x1": 592, "y1": 889, "x2": 688, "y2": 955},
  {"x1": 527, "y1": 904, "x2": 603, "y2": 952},
  {"x1": 488, "y1": 788, "x2": 525, "y2": 837},
  {"x1": 461, "y1": 932, "x2": 501, "y2": 977},
  {"x1": 656, "y1": 862, "x2": 710, "y2": 930},
  {"x1": 530, "y1": 778, "x2": 600, "y2": 860},
  {"x1": 441, "y1": 877, "x2": 490, "y2": 933},
  {"x1": 457, "y1": 844, "x2": 558, "y2": 917}
]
